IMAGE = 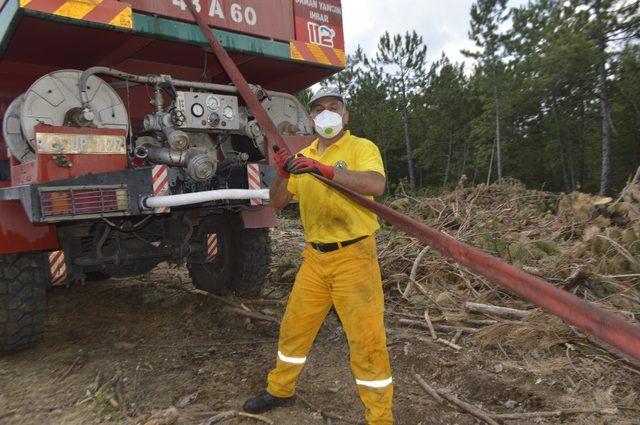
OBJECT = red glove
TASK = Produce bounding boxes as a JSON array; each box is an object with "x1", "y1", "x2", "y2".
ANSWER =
[
  {"x1": 289, "y1": 156, "x2": 335, "y2": 180},
  {"x1": 272, "y1": 146, "x2": 294, "y2": 178}
]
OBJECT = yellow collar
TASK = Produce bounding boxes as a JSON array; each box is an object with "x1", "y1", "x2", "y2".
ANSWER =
[{"x1": 309, "y1": 131, "x2": 351, "y2": 154}]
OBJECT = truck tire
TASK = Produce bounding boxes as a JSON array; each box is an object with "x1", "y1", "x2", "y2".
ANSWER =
[
  {"x1": 188, "y1": 214, "x2": 271, "y2": 297},
  {"x1": 233, "y1": 227, "x2": 272, "y2": 297},
  {"x1": 0, "y1": 252, "x2": 47, "y2": 354}
]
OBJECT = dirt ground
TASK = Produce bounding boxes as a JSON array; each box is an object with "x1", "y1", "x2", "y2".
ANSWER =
[{"x1": 1, "y1": 209, "x2": 639, "y2": 424}]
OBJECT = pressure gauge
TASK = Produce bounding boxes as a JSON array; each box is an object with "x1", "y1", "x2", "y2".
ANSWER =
[
  {"x1": 191, "y1": 103, "x2": 205, "y2": 117},
  {"x1": 208, "y1": 112, "x2": 220, "y2": 127},
  {"x1": 206, "y1": 95, "x2": 219, "y2": 110},
  {"x1": 223, "y1": 106, "x2": 235, "y2": 120}
]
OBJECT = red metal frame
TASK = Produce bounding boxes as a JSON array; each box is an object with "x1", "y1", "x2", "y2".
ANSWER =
[
  {"x1": 0, "y1": 181, "x2": 58, "y2": 254},
  {"x1": 0, "y1": 15, "x2": 336, "y2": 126},
  {"x1": 0, "y1": 1, "x2": 327, "y2": 255},
  {"x1": 10, "y1": 125, "x2": 128, "y2": 186}
]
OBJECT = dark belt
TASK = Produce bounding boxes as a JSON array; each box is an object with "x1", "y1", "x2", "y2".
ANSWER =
[{"x1": 310, "y1": 235, "x2": 368, "y2": 253}]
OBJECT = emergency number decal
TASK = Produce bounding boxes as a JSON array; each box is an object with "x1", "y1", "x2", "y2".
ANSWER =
[{"x1": 293, "y1": 0, "x2": 344, "y2": 50}]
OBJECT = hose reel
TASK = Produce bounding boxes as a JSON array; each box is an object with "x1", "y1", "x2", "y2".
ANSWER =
[{"x1": 3, "y1": 69, "x2": 129, "y2": 163}]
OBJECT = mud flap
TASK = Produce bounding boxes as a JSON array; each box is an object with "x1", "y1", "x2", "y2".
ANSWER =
[{"x1": 47, "y1": 250, "x2": 68, "y2": 286}]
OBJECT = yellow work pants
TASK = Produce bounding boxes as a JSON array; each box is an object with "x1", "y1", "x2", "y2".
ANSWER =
[{"x1": 267, "y1": 235, "x2": 393, "y2": 424}]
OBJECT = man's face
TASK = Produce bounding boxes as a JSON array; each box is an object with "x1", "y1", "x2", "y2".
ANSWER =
[
  {"x1": 310, "y1": 97, "x2": 345, "y2": 118},
  {"x1": 309, "y1": 97, "x2": 350, "y2": 137}
]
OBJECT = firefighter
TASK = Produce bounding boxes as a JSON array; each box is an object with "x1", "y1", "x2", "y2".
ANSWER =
[{"x1": 243, "y1": 87, "x2": 393, "y2": 424}]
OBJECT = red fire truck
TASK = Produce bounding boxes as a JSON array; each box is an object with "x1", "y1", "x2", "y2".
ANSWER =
[{"x1": 0, "y1": 0, "x2": 345, "y2": 353}]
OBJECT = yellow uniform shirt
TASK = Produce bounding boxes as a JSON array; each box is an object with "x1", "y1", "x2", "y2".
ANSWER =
[{"x1": 287, "y1": 131, "x2": 385, "y2": 244}]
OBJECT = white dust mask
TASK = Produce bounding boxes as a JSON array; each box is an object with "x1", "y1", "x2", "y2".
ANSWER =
[{"x1": 313, "y1": 110, "x2": 344, "y2": 138}]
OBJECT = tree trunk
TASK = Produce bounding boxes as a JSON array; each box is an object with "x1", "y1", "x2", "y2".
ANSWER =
[
  {"x1": 632, "y1": 166, "x2": 640, "y2": 185},
  {"x1": 621, "y1": 94, "x2": 640, "y2": 166},
  {"x1": 461, "y1": 140, "x2": 469, "y2": 179},
  {"x1": 380, "y1": 129, "x2": 391, "y2": 196},
  {"x1": 493, "y1": 68, "x2": 503, "y2": 182},
  {"x1": 578, "y1": 101, "x2": 587, "y2": 190},
  {"x1": 551, "y1": 97, "x2": 574, "y2": 193},
  {"x1": 596, "y1": 0, "x2": 613, "y2": 196},
  {"x1": 400, "y1": 81, "x2": 416, "y2": 191},
  {"x1": 443, "y1": 128, "x2": 453, "y2": 187},
  {"x1": 382, "y1": 148, "x2": 391, "y2": 195},
  {"x1": 628, "y1": 96, "x2": 640, "y2": 120},
  {"x1": 487, "y1": 139, "x2": 495, "y2": 185}
]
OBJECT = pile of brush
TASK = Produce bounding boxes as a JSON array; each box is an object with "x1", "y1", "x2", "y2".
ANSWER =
[{"x1": 271, "y1": 179, "x2": 639, "y2": 357}]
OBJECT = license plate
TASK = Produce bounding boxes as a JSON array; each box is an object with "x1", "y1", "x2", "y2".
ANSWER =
[{"x1": 36, "y1": 132, "x2": 127, "y2": 155}]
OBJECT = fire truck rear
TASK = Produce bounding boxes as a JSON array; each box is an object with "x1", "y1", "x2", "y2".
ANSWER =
[{"x1": 0, "y1": 0, "x2": 345, "y2": 353}]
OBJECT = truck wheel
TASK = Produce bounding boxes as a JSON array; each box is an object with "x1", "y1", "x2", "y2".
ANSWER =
[
  {"x1": 232, "y1": 227, "x2": 272, "y2": 297},
  {"x1": 0, "y1": 252, "x2": 47, "y2": 354},
  {"x1": 188, "y1": 215, "x2": 271, "y2": 297}
]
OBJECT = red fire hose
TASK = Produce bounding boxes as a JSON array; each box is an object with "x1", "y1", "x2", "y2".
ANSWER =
[
  {"x1": 185, "y1": 2, "x2": 640, "y2": 362},
  {"x1": 320, "y1": 177, "x2": 640, "y2": 362}
]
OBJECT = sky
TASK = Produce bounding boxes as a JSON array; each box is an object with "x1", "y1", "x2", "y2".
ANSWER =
[{"x1": 341, "y1": 0, "x2": 529, "y2": 66}]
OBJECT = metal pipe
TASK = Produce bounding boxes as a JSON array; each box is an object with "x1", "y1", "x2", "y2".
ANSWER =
[
  {"x1": 142, "y1": 189, "x2": 269, "y2": 209},
  {"x1": 75, "y1": 247, "x2": 177, "y2": 267},
  {"x1": 135, "y1": 145, "x2": 217, "y2": 182},
  {"x1": 153, "y1": 84, "x2": 164, "y2": 113},
  {"x1": 79, "y1": 66, "x2": 239, "y2": 103},
  {"x1": 84, "y1": 67, "x2": 302, "y2": 105},
  {"x1": 136, "y1": 145, "x2": 190, "y2": 166},
  {"x1": 81, "y1": 67, "x2": 309, "y2": 132}
]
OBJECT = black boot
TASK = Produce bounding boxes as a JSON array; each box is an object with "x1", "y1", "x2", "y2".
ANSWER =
[{"x1": 243, "y1": 390, "x2": 294, "y2": 413}]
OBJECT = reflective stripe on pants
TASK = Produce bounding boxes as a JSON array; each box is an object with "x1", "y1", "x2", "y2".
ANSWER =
[
  {"x1": 266, "y1": 236, "x2": 393, "y2": 424},
  {"x1": 277, "y1": 351, "x2": 306, "y2": 364}
]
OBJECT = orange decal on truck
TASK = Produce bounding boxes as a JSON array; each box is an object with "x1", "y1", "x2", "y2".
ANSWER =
[
  {"x1": 290, "y1": 40, "x2": 346, "y2": 68},
  {"x1": 20, "y1": 0, "x2": 133, "y2": 29}
]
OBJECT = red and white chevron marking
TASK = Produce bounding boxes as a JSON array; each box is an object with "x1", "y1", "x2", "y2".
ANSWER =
[
  {"x1": 152, "y1": 165, "x2": 170, "y2": 214},
  {"x1": 48, "y1": 250, "x2": 67, "y2": 286},
  {"x1": 206, "y1": 233, "x2": 218, "y2": 262},
  {"x1": 247, "y1": 163, "x2": 262, "y2": 206}
]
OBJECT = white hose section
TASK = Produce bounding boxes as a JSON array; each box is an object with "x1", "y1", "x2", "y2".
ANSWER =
[{"x1": 143, "y1": 189, "x2": 270, "y2": 209}]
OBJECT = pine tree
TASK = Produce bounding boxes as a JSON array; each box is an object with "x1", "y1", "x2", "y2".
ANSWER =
[
  {"x1": 465, "y1": 0, "x2": 509, "y2": 183},
  {"x1": 374, "y1": 31, "x2": 427, "y2": 191}
]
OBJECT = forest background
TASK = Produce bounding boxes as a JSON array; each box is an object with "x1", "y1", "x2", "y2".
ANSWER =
[{"x1": 302, "y1": 0, "x2": 640, "y2": 196}]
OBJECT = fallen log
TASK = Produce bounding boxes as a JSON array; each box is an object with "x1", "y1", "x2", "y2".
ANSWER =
[
  {"x1": 490, "y1": 407, "x2": 617, "y2": 420},
  {"x1": 412, "y1": 374, "x2": 443, "y2": 403},
  {"x1": 398, "y1": 318, "x2": 477, "y2": 333},
  {"x1": 464, "y1": 302, "x2": 529, "y2": 319},
  {"x1": 223, "y1": 307, "x2": 279, "y2": 323},
  {"x1": 200, "y1": 410, "x2": 273, "y2": 425},
  {"x1": 413, "y1": 373, "x2": 499, "y2": 425}
]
